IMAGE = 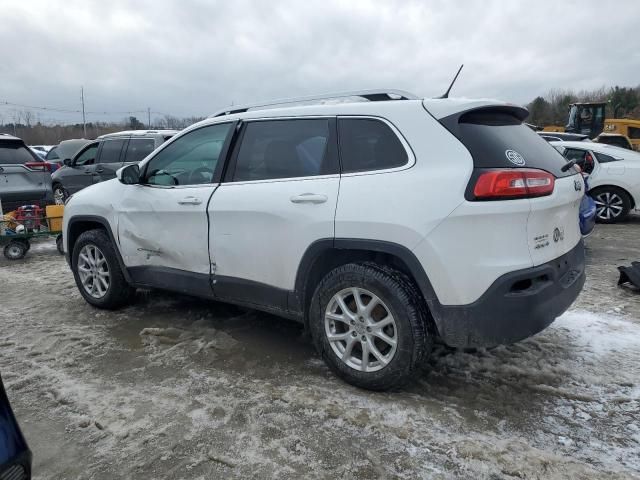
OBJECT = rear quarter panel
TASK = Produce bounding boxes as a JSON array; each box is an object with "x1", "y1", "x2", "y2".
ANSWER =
[{"x1": 334, "y1": 104, "x2": 471, "y2": 248}]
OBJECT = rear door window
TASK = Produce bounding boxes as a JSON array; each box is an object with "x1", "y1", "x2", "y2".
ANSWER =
[
  {"x1": 0, "y1": 141, "x2": 37, "y2": 164},
  {"x1": 338, "y1": 118, "x2": 408, "y2": 173},
  {"x1": 123, "y1": 138, "x2": 156, "y2": 163},
  {"x1": 98, "y1": 139, "x2": 126, "y2": 164},
  {"x1": 230, "y1": 119, "x2": 336, "y2": 181}
]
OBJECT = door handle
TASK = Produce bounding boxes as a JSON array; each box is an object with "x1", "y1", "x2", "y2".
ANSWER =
[
  {"x1": 178, "y1": 196, "x2": 202, "y2": 205},
  {"x1": 95, "y1": 167, "x2": 104, "y2": 173},
  {"x1": 0, "y1": 166, "x2": 4, "y2": 173},
  {"x1": 290, "y1": 193, "x2": 328, "y2": 204}
]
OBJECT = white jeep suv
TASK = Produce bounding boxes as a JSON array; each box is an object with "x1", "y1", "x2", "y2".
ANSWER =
[{"x1": 63, "y1": 90, "x2": 586, "y2": 390}]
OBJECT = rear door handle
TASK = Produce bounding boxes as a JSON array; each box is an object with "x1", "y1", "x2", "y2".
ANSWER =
[
  {"x1": 290, "y1": 193, "x2": 328, "y2": 204},
  {"x1": 95, "y1": 167, "x2": 104, "y2": 173},
  {"x1": 178, "y1": 196, "x2": 202, "y2": 205}
]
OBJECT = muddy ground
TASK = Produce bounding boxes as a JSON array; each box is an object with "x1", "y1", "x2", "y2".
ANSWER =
[{"x1": 1, "y1": 218, "x2": 639, "y2": 479}]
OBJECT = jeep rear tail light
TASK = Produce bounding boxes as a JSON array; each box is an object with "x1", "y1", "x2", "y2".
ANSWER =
[
  {"x1": 472, "y1": 169, "x2": 555, "y2": 200},
  {"x1": 24, "y1": 161, "x2": 52, "y2": 172}
]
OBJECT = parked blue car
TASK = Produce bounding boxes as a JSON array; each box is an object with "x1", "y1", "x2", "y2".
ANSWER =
[
  {"x1": 579, "y1": 175, "x2": 597, "y2": 236},
  {"x1": 0, "y1": 374, "x2": 31, "y2": 480}
]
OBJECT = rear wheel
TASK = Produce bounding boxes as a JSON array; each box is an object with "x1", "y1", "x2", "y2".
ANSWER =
[
  {"x1": 3, "y1": 241, "x2": 27, "y2": 260},
  {"x1": 591, "y1": 187, "x2": 631, "y2": 223},
  {"x1": 309, "y1": 263, "x2": 432, "y2": 391},
  {"x1": 72, "y1": 229, "x2": 135, "y2": 309},
  {"x1": 53, "y1": 184, "x2": 68, "y2": 205}
]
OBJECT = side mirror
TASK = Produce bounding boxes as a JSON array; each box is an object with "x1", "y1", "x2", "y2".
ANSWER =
[
  {"x1": 63, "y1": 158, "x2": 72, "y2": 167},
  {"x1": 117, "y1": 164, "x2": 140, "y2": 185}
]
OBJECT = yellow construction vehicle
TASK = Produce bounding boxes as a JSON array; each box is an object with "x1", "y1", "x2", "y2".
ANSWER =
[{"x1": 542, "y1": 102, "x2": 640, "y2": 150}]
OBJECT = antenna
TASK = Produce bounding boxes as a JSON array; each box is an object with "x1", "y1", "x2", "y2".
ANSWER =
[{"x1": 437, "y1": 64, "x2": 464, "y2": 99}]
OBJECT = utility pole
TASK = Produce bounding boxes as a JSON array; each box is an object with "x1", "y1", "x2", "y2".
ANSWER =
[
  {"x1": 147, "y1": 107, "x2": 151, "y2": 128},
  {"x1": 81, "y1": 86, "x2": 87, "y2": 138}
]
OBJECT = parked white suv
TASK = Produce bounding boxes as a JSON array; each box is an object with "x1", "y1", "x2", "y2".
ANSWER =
[
  {"x1": 62, "y1": 90, "x2": 586, "y2": 390},
  {"x1": 551, "y1": 141, "x2": 640, "y2": 223}
]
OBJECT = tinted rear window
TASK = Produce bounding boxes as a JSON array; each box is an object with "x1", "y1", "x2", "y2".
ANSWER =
[
  {"x1": 98, "y1": 139, "x2": 126, "y2": 164},
  {"x1": 124, "y1": 138, "x2": 155, "y2": 163},
  {"x1": 444, "y1": 109, "x2": 573, "y2": 178},
  {"x1": 338, "y1": 118, "x2": 408, "y2": 173},
  {"x1": 0, "y1": 141, "x2": 37, "y2": 164}
]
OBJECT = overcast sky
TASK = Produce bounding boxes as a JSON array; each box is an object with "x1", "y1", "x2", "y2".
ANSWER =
[{"x1": 1, "y1": 0, "x2": 639, "y2": 124}]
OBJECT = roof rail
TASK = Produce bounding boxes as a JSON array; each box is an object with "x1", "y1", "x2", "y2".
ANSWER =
[{"x1": 210, "y1": 89, "x2": 419, "y2": 117}]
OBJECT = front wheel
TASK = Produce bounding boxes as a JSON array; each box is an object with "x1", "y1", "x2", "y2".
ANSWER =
[
  {"x1": 309, "y1": 263, "x2": 432, "y2": 391},
  {"x1": 71, "y1": 229, "x2": 135, "y2": 309},
  {"x1": 591, "y1": 187, "x2": 631, "y2": 223}
]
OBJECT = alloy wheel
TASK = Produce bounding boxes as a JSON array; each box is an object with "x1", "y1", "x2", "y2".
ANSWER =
[
  {"x1": 594, "y1": 191, "x2": 624, "y2": 221},
  {"x1": 77, "y1": 244, "x2": 110, "y2": 298},
  {"x1": 53, "y1": 187, "x2": 66, "y2": 205},
  {"x1": 324, "y1": 287, "x2": 398, "y2": 372}
]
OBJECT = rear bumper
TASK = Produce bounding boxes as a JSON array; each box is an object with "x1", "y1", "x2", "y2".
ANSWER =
[{"x1": 433, "y1": 239, "x2": 585, "y2": 348}]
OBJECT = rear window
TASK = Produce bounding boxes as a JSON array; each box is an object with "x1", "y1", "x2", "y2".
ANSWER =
[
  {"x1": 599, "y1": 136, "x2": 630, "y2": 149},
  {"x1": 124, "y1": 138, "x2": 155, "y2": 163},
  {"x1": 98, "y1": 139, "x2": 126, "y2": 164},
  {"x1": 594, "y1": 151, "x2": 619, "y2": 163},
  {"x1": 628, "y1": 127, "x2": 640, "y2": 139},
  {"x1": 443, "y1": 108, "x2": 573, "y2": 178},
  {"x1": 338, "y1": 118, "x2": 408, "y2": 173},
  {"x1": 0, "y1": 141, "x2": 37, "y2": 164}
]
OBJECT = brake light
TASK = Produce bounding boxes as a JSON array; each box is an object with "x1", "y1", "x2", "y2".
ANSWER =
[
  {"x1": 473, "y1": 169, "x2": 555, "y2": 200},
  {"x1": 25, "y1": 161, "x2": 52, "y2": 172}
]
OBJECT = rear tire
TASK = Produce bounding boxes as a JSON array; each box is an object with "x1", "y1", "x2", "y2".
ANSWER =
[
  {"x1": 591, "y1": 186, "x2": 631, "y2": 223},
  {"x1": 71, "y1": 229, "x2": 135, "y2": 309},
  {"x1": 4, "y1": 241, "x2": 27, "y2": 260},
  {"x1": 309, "y1": 262, "x2": 432, "y2": 391}
]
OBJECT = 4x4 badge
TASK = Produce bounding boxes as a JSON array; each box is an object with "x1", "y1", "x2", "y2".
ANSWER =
[{"x1": 505, "y1": 149, "x2": 525, "y2": 166}]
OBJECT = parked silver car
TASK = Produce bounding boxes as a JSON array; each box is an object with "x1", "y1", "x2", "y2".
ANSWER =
[
  {"x1": 0, "y1": 133, "x2": 53, "y2": 205},
  {"x1": 51, "y1": 130, "x2": 178, "y2": 204}
]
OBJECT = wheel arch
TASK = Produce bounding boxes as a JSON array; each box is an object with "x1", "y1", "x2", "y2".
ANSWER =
[
  {"x1": 66, "y1": 215, "x2": 131, "y2": 282},
  {"x1": 293, "y1": 238, "x2": 441, "y2": 330}
]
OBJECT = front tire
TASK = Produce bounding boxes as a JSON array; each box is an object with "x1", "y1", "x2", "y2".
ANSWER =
[
  {"x1": 591, "y1": 187, "x2": 631, "y2": 223},
  {"x1": 309, "y1": 263, "x2": 432, "y2": 391},
  {"x1": 53, "y1": 184, "x2": 68, "y2": 205},
  {"x1": 71, "y1": 229, "x2": 135, "y2": 309}
]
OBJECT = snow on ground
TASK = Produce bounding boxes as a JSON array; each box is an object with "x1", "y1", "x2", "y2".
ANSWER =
[{"x1": 1, "y1": 234, "x2": 639, "y2": 479}]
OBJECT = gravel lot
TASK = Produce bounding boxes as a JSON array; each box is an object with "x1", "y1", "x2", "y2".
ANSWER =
[{"x1": 1, "y1": 219, "x2": 640, "y2": 479}]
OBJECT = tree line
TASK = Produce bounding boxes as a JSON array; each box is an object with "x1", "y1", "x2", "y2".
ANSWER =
[
  {"x1": 0, "y1": 112, "x2": 205, "y2": 145},
  {"x1": 526, "y1": 85, "x2": 640, "y2": 127},
  {"x1": 3, "y1": 86, "x2": 639, "y2": 144}
]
